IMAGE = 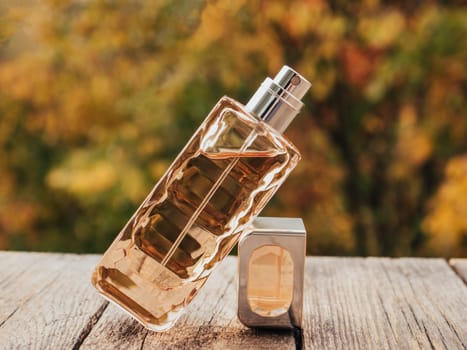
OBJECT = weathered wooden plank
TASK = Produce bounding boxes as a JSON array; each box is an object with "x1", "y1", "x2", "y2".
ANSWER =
[
  {"x1": 450, "y1": 259, "x2": 467, "y2": 284},
  {"x1": 82, "y1": 256, "x2": 295, "y2": 350},
  {"x1": 0, "y1": 252, "x2": 106, "y2": 350},
  {"x1": 79, "y1": 306, "x2": 147, "y2": 350},
  {"x1": 2, "y1": 252, "x2": 466, "y2": 350},
  {"x1": 303, "y1": 257, "x2": 467, "y2": 350},
  {"x1": 0, "y1": 252, "x2": 62, "y2": 325}
]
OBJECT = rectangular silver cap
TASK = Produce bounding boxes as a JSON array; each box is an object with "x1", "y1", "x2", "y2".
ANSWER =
[{"x1": 237, "y1": 217, "x2": 306, "y2": 329}]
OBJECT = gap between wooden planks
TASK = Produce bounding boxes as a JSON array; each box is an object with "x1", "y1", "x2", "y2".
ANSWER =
[{"x1": 0, "y1": 252, "x2": 466, "y2": 349}]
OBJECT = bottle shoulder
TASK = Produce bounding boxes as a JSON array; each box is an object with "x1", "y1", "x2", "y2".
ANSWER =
[{"x1": 211, "y1": 96, "x2": 301, "y2": 158}]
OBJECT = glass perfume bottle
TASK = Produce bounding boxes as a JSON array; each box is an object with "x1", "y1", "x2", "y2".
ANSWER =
[
  {"x1": 237, "y1": 217, "x2": 306, "y2": 329},
  {"x1": 91, "y1": 66, "x2": 311, "y2": 331}
]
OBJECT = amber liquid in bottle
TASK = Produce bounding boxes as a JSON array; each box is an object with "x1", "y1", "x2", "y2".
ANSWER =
[{"x1": 92, "y1": 97, "x2": 301, "y2": 331}]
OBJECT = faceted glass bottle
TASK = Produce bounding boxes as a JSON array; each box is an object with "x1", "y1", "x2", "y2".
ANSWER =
[{"x1": 92, "y1": 66, "x2": 310, "y2": 331}]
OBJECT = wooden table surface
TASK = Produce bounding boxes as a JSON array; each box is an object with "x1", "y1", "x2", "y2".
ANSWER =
[{"x1": 0, "y1": 252, "x2": 466, "y2": 349}]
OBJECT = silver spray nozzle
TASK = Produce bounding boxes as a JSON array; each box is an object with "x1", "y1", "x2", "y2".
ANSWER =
[{"x1": 245, "y1": 66, "x2": 311, "y2": 133}]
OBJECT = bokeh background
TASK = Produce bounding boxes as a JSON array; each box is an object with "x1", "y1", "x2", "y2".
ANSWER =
[{"x1": 0, "y1": 0, "x2": 466, "y2": 257}]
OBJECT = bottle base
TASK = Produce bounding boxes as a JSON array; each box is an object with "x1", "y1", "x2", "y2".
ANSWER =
[{"x1": 92, "y1": 274, "x2": 182, "y2": 332}]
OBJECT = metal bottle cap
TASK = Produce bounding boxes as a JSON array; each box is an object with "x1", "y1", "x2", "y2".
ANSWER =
[
  {"x1": 237, "y1": 217, "x2": 307, "y2": 329},
  {"x1": 245, "y1": 66, "x2": 311, "y2": 133}
]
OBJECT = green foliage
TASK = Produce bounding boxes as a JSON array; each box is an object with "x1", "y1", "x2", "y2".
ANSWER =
[{"x1": 0, "y1": 0, "x2": 466, "y2": 256}]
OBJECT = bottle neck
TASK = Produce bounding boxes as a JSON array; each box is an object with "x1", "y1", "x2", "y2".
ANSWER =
[{"x1": 245, "y1": 66, "x2": 311, "y2": 133}]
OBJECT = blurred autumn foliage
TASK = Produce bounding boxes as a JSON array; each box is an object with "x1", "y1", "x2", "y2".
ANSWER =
[{"x1": 0, "y1": 0, "x2": 466, "y2": 256}]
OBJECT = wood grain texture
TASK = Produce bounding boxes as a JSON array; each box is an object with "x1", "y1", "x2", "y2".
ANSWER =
[
  {"x1": 1, "y1": 252, "x2": 466, "y2": 350},
  {"x1": 0, "y1": 252, "x2": 106, "y2": 350},
  {"x1": 81, "y1": 257, "x2": 295, "y2": 350},
  {"x1": 450, "y1": 259, "x2": 467, "y2": 283},
  {"x1": 303, "y1": 258, "x2": 467, "y2": 350},
  {"x1": 0, "y1": 252, "x2": 59, "y2": 326}
]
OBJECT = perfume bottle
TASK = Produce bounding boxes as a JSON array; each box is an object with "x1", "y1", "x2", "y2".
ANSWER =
[
  {"x1": 91, "y1": 66, "x2": 311, "y2": 331},
  {"x1": 237, "y1": 217, "x2": 306, "y2": 329}
]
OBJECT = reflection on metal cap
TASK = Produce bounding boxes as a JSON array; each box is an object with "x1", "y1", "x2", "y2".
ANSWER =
[
  {"x1": 237, "y1": 217, "x2": 306, "y2": 329},
  {"x1": 245, "y1": 66, "x2": 311, "y2": 133}
]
